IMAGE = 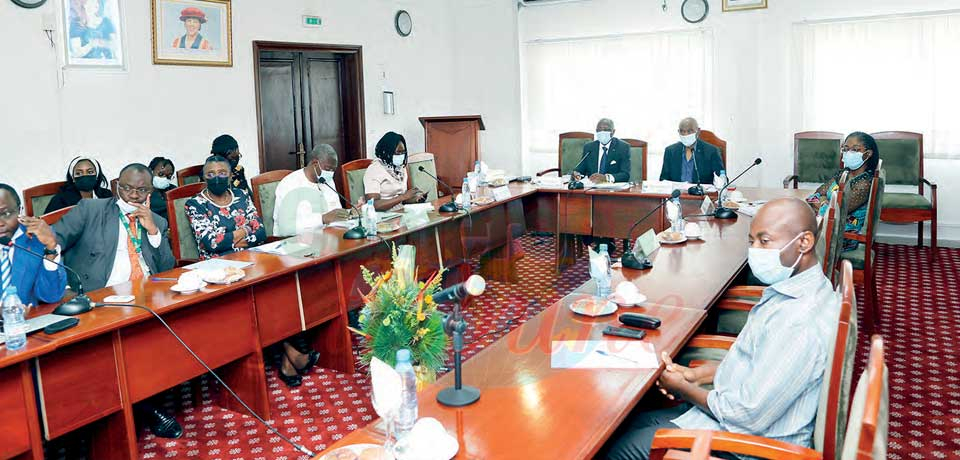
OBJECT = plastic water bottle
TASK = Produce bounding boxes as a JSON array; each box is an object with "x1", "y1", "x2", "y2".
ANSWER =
[
  {"x1": 2, "y1": 287, "x2": 27, "y2": 351},
  {"x1": 716, "y1": 170, "x2": 728, "y2": 204},
  {"x1": 395, "y1": 349, "x2": 418, "y2": 436},
  {"x1": 595, "y1": 244, "x2": 612, "y2": 296},
  {"x1": 363, "y1": 199, "x2": 378, "y2": 238},
  {"x1": 461, "y1": 178, "x2": 472, "y2": 211}
]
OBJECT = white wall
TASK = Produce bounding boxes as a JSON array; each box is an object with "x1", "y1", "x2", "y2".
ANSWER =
[
  {"x1": 519, "y1": 0, "x2": 960, "y2": 244},
  {"x1": 0, "y1": 0, "x2": 521, "y2": 203}
]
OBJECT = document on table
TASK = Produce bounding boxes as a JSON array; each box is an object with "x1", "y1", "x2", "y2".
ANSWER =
[
  {"x1": 183, "y1": 258, "x2": 253, "y2": 271},
  {"x1": 249, "y1": 240, "x2": 312, "y2": 256},
  {"x1": 588, "y1": 182, "x2": 632, "y2": 191},
  {"x1": 642, "y1": 181, "x2": 717, "y2": 194},
  {"x1": 551, "y1": 340, "x2": 659, "y2": 369}
]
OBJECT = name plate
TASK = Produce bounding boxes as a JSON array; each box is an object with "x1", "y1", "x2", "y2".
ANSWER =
[
  {"x1": 492, "y1": 186, "x2": 512, "y2": 201},
  {"x1": 701, "y1": 196, "x2": 715, "y2": 215},
  {"x1": 633, "y1": 228, "x2": 660, "y2": 260}
]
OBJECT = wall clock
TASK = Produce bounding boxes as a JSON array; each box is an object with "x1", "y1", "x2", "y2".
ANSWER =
[
  {"x1": 681, "y1": 0, "x2": 709, "y2": 23},
  {"x1": 395, "y1": 10, "x2": 412, "y2": 37},
  {"x1": 11, "y1": 0, "x2": 47, "y2": 8}
]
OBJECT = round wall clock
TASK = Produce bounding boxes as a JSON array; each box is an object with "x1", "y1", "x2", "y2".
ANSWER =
[
  {"x1": 395, "y1": 10, "x2": 412, "y2": 37},
  {"x1": 11, "y1": 0, "x2": 47, "y2": 8},
  {"x1": 681, "y1": 0, "x2": 709, "y2": 23}
]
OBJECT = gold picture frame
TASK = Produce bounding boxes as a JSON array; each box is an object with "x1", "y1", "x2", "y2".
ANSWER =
[
  {"x1": 722, "y1": 0, "x2": 767, "y2": 12},
  {"x1": 151, "y1": 0, "x2": 232, "y2": 67}
]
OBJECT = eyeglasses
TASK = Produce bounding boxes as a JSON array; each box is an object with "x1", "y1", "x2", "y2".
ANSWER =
[
  {"x1": 118, "y1": 184, "x2": 152, "y2": 195},
  {"x1": 204, "y1": 172, "x2": 231, "y2": 179},
  {"x1": 840, "y1": 145, "x2": 867, "y2": 153},
  {"x1": 0, "y1": 209, "x2": 19, "y2": 220}
]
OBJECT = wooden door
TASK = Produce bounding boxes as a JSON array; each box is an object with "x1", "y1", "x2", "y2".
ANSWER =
[
  {"x1": 303, "y1": 55, "x2": 346, "y2": 163},
  {"x1": 257, "y1": 50, "x2": 305, "y2": 172}
]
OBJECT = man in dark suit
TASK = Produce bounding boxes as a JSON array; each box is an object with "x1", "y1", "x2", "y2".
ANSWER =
[
  {"x1": 52, "y1": 163, "x2": 181, "y2": 439},
  {"x1": 574, "y1": 118, "x2": 632, "y2": 183},
  {"x1": 660, "y1": 117, "x2": 724, "y2": 185},
  {"x1": 0, "y1": 184, "x2": 66, "y2": 306}
]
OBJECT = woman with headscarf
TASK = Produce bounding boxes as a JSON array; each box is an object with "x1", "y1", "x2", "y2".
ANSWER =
[
  {"x1": 44, "y1": 156, "x2": 113, "y2": 214},
  {"x1": 148, "y1": 156, "x2": 176, "y2": 221},
  {"x1": 362, "y1": 132, "x2": 426, "y2": 211}
]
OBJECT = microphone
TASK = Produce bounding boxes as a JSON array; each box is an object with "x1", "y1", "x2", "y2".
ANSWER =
[
  {"x1": 0, "y1": 236, "x2": 93, "y2": 316},
  {"x1": 621, "y1": 189, "x2": 681, "y2": 270},
  {"x1": 567, "y1": 150, "x2": 593, "y2": 190},
  {"x1": 713, "y1": 157, "x2": 762, "y2": 219},
  {"x1": 431, "y1": 275, "x2": 486, "y2": 304},
  {"x1": 317, "y1": 176, "x2": 366, "y2": 240},
  {"x1": 687, "y1": 144, "x2": 705, "y2": 196},
  {"x1": 417, "y1": 166, "x2": 459, "y2": 213}
]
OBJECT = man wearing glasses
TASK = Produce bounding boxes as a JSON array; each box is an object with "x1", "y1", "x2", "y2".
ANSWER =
[{"x1": 0, "y1": 184, "x2": 67, "y2": 306}]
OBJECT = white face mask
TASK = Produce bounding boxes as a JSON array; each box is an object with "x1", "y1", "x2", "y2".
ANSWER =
[
  {"x1": 116, "y1": 196, "x2": 139, "y2": 215},
  {"x1": 152, "y1": 176, "x2": 174, "y2": 189},
  {"x1": 842, "y1": 151, "x2": 867, "y2": 170},
  {"x1": 680, "y1": 133, "x2": 697, "y2": 147},
  {"x1": 747, "y1": 233, "x2": 804, "y2": 285},
  {"x1": 392, "y1": 154, "x2": 406, "y2": 167},
  {"x1": 596, "y1": 131, "x2": 613, "y2": 145},
  {"x1": 318, "y1": 168, "x2": 335, "y2": 184}
]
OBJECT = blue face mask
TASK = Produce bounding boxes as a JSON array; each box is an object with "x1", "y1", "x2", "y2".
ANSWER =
[
  {"x1": 596, "y1": 131, "x2": 613, "y2": 145},
  {"x1": 843, "y1": 151, "x2": 867, "y2": 170},
  {"x1": 747, "y1": 233, "x2": 804, "y2": 285}
]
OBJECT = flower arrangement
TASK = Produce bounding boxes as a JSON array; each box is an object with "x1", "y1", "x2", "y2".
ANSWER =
[{"x1": 351, "y1": 245, "x2": 449, "y2": 376}]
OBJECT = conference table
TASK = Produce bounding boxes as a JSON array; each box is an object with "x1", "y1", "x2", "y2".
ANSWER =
[{"x1": 0, "y1": 182, "x2": 807, "y2": 460}]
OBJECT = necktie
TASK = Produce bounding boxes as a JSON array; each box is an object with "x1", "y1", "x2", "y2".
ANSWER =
[
  {"x1": 0, "y1": 247, "x2": 11, "y2": 293},
  {"x1": 126, "y1": 215, "x2": 145, "y2": 282},
  {"x1": 599, "y1": 146, "x2": 609, "y2": 175}
]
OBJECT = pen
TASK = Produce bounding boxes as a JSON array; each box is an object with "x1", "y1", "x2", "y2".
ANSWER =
[
  {"x1": 595, "y1": 349, "x2": 642, "y2": 366},
  {"x1": 151, "y1": 277, "x2": 178, "y2": 282}
]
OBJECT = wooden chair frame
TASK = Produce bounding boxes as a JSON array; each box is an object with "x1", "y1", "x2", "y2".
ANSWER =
[
  {"x1": 176, "y1": 165, "x2": 204, "y2": 187},
  {"x1": 850, "y1": 335, "x2": 885, "y2": 460},
  {"x1": 843, "y1": 162, "x2": 882, "y2": 332},
  {"x1": 23, "y1": 181, "x2": 67, "y2": 216},
  {"x1": 784, "y1": 131, "x2": 844, "y2": 189},
  {"x1": 622, "y1": 138, "x2": 649, "y2": 182},
  {"x1": 536, "y1": 131, "x2": 594, "y2": 177},
  {"x1": 340, "y1": 159, "x2": 374, "y2": 205},
  {"x1": 249, "y1": 169, "x2": 292, "y2": 218},
  {"x1": 698, "y1": 130, "x2": 727, "y2": 166},
  {"x1": 165, "y1": 182, "x2": 205, "y2": 265}
]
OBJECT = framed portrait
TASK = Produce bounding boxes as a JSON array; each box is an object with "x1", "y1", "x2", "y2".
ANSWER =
[
  {"x1": 151, "y1": 0, "x2": 232, "y2": 67},
  {"x1": 722, "y1": 0, "x2": 767, "y2": 12},
  {"x1": 63, "y1": 0, "x2": 125, "y2": 69}
]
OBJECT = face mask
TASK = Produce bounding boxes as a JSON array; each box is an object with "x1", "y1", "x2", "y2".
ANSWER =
[
  {"x1": 228, "y1": 154, "x2": 241, "y2": 168},
  {"x1": 596, "y1": 131, "x2": 612, "y2": 145},
  {"x1": 315, "y1": 165, "x2": 335, "y2": 184},
  {"x1": 680, "y1": 133, "x2": 697, "y2": 147},
  {"x1": 392, "y1": 154, "x2": 406, "y2": 167},
  {"x1": 842, "y1": 151, "x2": 867, "y2": 170},
  {"x1": 74, "y1": 175, "x2": 98, "y2": 192},
  {"x1": 116, "y1": 196, "x2": 139, "y2": 214},
  {"x1": 747, "y1": 233, "x2": 804, "y2": 285},
  {"x1": 153, "y1": 176, "x2": 173, "y2": 189},
  {"x1": 206, "y1": 176, "x2": 230, "y2": 195}
]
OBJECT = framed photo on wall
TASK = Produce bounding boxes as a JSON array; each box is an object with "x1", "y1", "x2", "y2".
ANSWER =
[
  {"x1": 151, "y1": 0, "x2": 232, "y2": 67},
  {"x1": 63, "y1": 0, "x2": 125, "y2": 68},
  {"x1": 722, "y1": 0, "x2": 767, "y2": 12}
]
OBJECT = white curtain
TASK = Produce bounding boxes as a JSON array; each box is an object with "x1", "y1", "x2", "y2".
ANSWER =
[
  {"x1": 523, "y1": 29, "x2": 714, "y2": 176},
  {"x1": 795, "y1": 13, "x2": 960, "y2": 159}
]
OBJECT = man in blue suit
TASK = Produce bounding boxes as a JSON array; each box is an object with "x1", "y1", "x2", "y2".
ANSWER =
[{"x1": 0, "y1": 184, "x2": 66, "y2": 305}]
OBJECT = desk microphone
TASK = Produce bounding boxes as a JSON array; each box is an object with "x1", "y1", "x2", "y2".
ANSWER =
[
  {"x1": 0, "y1": 236, "x2": 93, "y2": 315},
  {"x1": 688, "y1": 145, "x2": 705, "y2": 196},
  {"x1": 713, "y1": 157, "x2": 762, "y2": 219},
  {"x1": 620, "y1": 189, "x2": 681, "y2": 270},
  {"x1": 567, "y1": 151, "x2": 593, "y2": 190},
  {"x1": 417, "y1": 166, "x2": 459, "y2": 213},
  {"x1": 434, "y1": 274, "x2": 486, "y2": 407},
  {"x1": 317, "y1": 177, "x2": 366, "y2": 240},
  {"x1": 431, "y1": 275, "x2": 486, "y2": 304}
]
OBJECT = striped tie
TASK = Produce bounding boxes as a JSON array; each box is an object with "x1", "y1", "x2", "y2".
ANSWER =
[{"x1": 0, "y1": 247, "x2": 11, "y2": 293}]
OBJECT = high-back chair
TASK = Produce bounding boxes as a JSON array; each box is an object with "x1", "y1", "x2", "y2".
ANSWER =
[
  {"x1": 698, "y1": 129, "x2": 727, "y2": 166},
  {"x1": 341, "y1": 159, "x2": 374, "y2": 206},
  {"x1": 839, "y1": 161, "x2": 884, "y2": 332},
  {"x1": 23, "y1": 181, "x2": 66, "y2": 216},
  {"x1": 840, "y1": 335, "x2": 888, "y2": 460},
  {"x1": 40, "y1": 205, "x2": 74, "y2": 226},
  {"x1": 651, "y1": 260, "x2": 859, "y2": 460},
  {"x1": 871, "y1": 131, "x2": 937, "y2": 261},
  {"x1": 176, "y1": 165, "x2": 204, "y2": 187},
  {"x1": 622, "y1": 138, "x2": 648, "y2": 183},
  {"x1": 406, "y1": 153, "x2": 440, "y2": 201},
  {"x1": 819, "y1": 171, "x2": 851, "y2": 285},
  {"x1": 784, "y1": 131, "x2": 844, "y2": 189},
  {"x1": 165, "y1": 183, "x2": 204, "y2": 265},
  {"x1": 250, "y1": 169, "x2": 292, "y2": 239},
  {"x1": 536, "y1": 131, "x2": 594, "y2": 177},
  {"x1": 110, "y1": 178, "x2": 119, "y2": 195}
]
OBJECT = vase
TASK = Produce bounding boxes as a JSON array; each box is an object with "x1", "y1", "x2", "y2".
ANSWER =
[{"x1": 414, "y1": 364, "x2": 437, "y2": 391}]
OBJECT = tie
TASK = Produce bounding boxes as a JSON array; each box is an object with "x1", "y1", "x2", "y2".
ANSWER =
[
  {"x1": 126, "y1": 215, "x2": 145, "y2": 282},
  {"x1": 0, "y1": 247, "x2": 11, "y2": 292},
  {"x1": 599, "y1": 146, "x2": 609, "y2": 175}
]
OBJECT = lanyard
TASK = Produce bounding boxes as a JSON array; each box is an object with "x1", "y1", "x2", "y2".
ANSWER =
[{"x1": 119, "y1": 210, "x2": 143, "y2": 255}]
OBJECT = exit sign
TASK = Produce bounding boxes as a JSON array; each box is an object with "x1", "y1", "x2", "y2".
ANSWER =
[{"x1": 302, "y1": 15, "x2": 322, "y2": 28}]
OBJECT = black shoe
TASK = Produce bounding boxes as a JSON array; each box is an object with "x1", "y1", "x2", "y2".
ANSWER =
[
  {"x1": 295, "y1": 350, "x2": 321, "y2": 376},
  {"x1": 145, "y1": 407, "x2": 182, "y2": 439},
  {"x1": 278, "y1": 369, "x2": 302, "y2": 387}
]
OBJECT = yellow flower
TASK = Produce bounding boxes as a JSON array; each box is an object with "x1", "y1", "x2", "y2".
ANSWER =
[
  {"x1": 417, "y1": 311, "x2": 426, "y2": 322},
  {"x1": 417, "y1": 327, "x2": 430, "y2": 338},
  {"x1": 424, "y1": 295, "x2": 434, "y2": 306},
  {"x1": 382, "y1": 317, "x2": 391, "y2": 326}
]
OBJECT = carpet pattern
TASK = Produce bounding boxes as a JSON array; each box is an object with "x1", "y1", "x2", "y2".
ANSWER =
[{"x1": 44, "y1": 238, "x2": 958, "y2": 459}]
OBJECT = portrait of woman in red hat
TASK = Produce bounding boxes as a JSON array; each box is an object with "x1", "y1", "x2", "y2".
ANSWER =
[
  {"x1": 152, "y1": 0, "x2": 232, "y2": 66},
  {"x1": 171, "y1": 6, "x2": 212, "y2": 50}
]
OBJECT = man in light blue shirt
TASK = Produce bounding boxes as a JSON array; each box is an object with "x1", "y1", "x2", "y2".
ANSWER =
[{"x1": 605, "y1": 198, "x2": 840, "y2": 460}]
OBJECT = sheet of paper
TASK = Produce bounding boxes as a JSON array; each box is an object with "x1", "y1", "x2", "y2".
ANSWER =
[
  {"x1": 403, "y1": 203, "x2": 435, "y2": 213},
  {"x1": 183, "y1": 258, "x2": 253, "y2": 271},
  {"x1": 328, "y1": 219, "x2": 360, "y2": 229},
  {"x1": 491, "y1": 186, "x2": 512, "y2": 201},
  {"x1": 551, "y1": 340, "x2": 659, "y2": 369}
]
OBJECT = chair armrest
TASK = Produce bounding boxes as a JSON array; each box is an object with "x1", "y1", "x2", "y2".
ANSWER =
[
  {"x1": 651, "y1": 429, "x2": 821, "y2": 460},
  {"x1": 842, "y1": 231, "x2": 867, "y2": 243},
  {"x1": 716, "y1": 298, "x2": 755, "y2": 311},
  {"x1": 920, "y1": 177, "x2": 937, "y2": 189},
  {"x1": 686, "y1": 334, "x2": 736, "y2": 350},
  {"x1": 536, "y1": 168, "x2": 560, "y2": 177},
  {"x1": 724, "y1": 285, "x2": 764, "y2": 298},
  {"x1": 783, "y1": 174, "x2": 799, "y2": 189},
  {"x1": 921, "y1": 177, "x2": 937, "y2": 209}
]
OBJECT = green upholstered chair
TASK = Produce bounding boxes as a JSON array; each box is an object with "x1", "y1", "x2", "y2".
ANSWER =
[
  {"x1": 622, "y1": 138, "x2": 648, "y2": 183},
  {"x1": 177, "y1": 165, "x2": 203, "y2": 187},
  {"x1": 23, "y1": 181, "x2": 66, "y2": 216},
  {"x1": 251, "y1": 169, "x2": 292, "y2": 239},
  {"x1": 784, "y1": 131, "x2": 844, "y2": 189},
  {"x1": 165, "y1": 182, "x2": 204, "y2": 265},
  {"x1": 871, "y1": 131, "x2": 937, "y2": 260},
  {"x1": 406, "y1": 153, "x2": 440, "y2": 201},
  {"x1": 341, "y1": 159, "x2": 373, "y2": 207},
  {"x1": 841, "y1": 335, "x2": 888, "y2": 460},
  {"x1": 698, "y1": 129, "x2": 727, "y2": 166},
  {"x1": 840, "y1": 162, "x2": 884, "y2": 332},
  {"x1": 536, "y1": 131, "x2": 594, "y2": 177}
]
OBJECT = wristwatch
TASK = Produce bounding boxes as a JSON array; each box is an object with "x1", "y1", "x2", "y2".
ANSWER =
[{"x1": 43, "y1": 246, "x2": 59, "y2": 257}]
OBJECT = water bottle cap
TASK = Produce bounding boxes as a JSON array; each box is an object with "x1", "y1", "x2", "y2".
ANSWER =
[
  {"x1": 396, "y1": 349, "x2": 411, "y2": 363},
  {"x1": 599, "y1": 244, "x2": 608, "y2": 252}
]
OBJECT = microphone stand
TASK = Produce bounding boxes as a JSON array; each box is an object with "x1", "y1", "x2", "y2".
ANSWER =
[
  {"x1": 621, "y1": 189, "x2": 681, "y2": 270},
  {"x1": 687, "y1": 142, "x2": 705, "y2": 196},
  {"x1": 0, "y1": 237, "x2": 93, "y2": 315},
  {"x1": 712, "y1": 158, "x2": 763, "y2": 220},
  {"x1": 567, "y1": 148, "x2": 593, "y2": 190},
  {"x1": 437, "y1": 300, "x2": 480, "y2": 407},
  {"x1": 317, "y1": 177, "x2": 366, "y2": 239},
  {"x1": 417, "y1": 166, "x2": 459, "y2": 213}
]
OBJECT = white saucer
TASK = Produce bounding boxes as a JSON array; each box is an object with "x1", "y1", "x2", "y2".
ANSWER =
[
  {"x1": 570, "y1": 298, "x2": 618, "y2": 317},
  {"x1": 658, "y1": 234, "x2": 688, "y2": 245},
  {"x1": 171, "y1": 281, "x2": 207, "y2": 294}
]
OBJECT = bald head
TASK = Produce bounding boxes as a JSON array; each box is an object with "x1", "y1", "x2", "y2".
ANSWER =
[
  {"x1": 756, "y1": 198, "x2": 818, "y2": 238},
  {"x1": 678, "y1": 117, "x2": 699, "y2": 134}
]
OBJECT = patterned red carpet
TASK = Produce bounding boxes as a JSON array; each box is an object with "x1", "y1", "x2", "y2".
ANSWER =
[{"x1": 45, "y1": 237, "x2": 959, "y2": 459}]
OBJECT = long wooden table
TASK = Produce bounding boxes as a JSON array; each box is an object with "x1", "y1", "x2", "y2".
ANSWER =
[{"x1": 2, "y1": 183, "x2": 806, "y2": 460}]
